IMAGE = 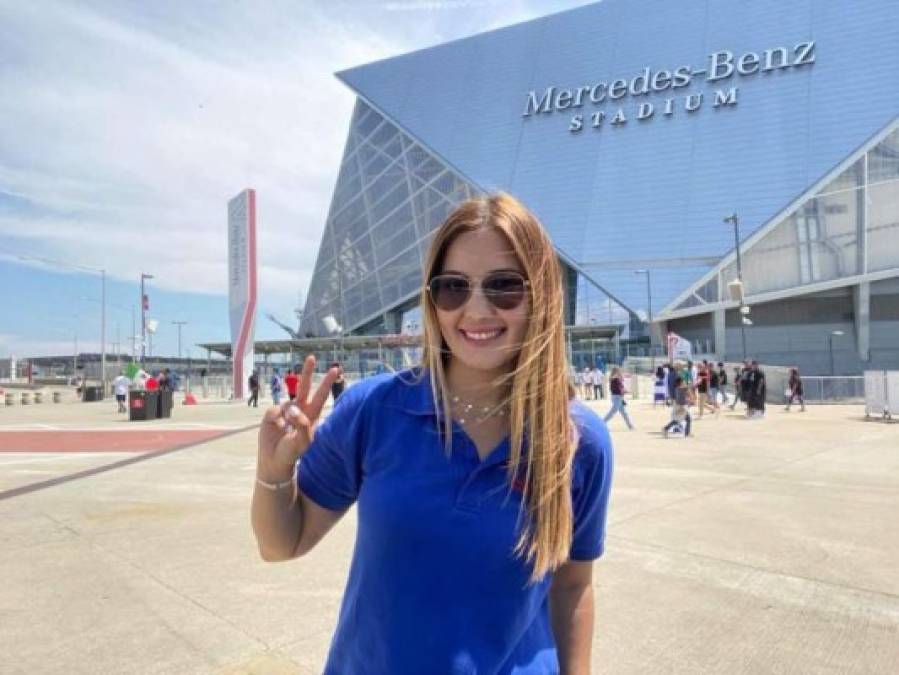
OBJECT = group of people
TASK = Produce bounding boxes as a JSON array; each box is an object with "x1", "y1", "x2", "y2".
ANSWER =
[
  {"x1": 111, "y1": 368, "x2": 175, "y2": 413},
  {"x1": 573, "y1": 364, "x2": 605, "y2": 400},
  {"x1": 729, "y1": 361, "x2": 769, "y2": 418},
  {"x1": 657, "y1": 359, "x2": 773, "y2": 437},
  {"x1": 247, "y1": 362, "x2": 346, "y2": 408}
]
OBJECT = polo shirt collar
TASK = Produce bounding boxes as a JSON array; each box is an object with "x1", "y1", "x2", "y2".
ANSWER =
[{"x1": 396, "y1": 368, "x2": 439, "y2": 416}]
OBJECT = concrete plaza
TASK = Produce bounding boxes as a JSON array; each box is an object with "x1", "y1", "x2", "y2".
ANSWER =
[{"x1": 1, "y1": 388, "x2": 897, "y2": 674}]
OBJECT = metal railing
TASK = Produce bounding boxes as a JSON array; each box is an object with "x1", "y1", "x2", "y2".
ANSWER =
[{"x1": 791, "y1": 376, "x2": 865, "y2": 404}]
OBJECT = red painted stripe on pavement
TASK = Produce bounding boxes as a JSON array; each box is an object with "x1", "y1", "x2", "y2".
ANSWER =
[
  {"x1": 0, "y1": 424, "x2": 258, "y2": 502},
  {"x1": 0, "y1": 430, "x2": 226, "y2": 453}
]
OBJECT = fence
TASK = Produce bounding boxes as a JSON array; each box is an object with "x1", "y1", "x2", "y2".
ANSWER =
[
  {"x1": 792, "y1": 376, "x2": 865, "y2": 404},
  {"x1": 864, "y1": 371, "x2": 899, "y2": 419}
]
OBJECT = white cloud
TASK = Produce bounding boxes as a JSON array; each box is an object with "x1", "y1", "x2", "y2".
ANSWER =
[
  {"x1": 0, "y1": 0, "x2": 406, "y2": 322},
  {"x1": 0, "y1": 0, "x2": 593, "y2": 334}
]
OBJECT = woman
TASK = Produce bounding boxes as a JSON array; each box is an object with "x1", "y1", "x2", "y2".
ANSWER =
[
  {"x1": 251, "y1": 193, "x2": 613, "y2": 674},
  {"x1": 603, "y1": 367, "x2": 634, "y2": 430},
  {"x1": 785, "y1": 367, "x2": 805, "y2": 412},
  {"x1": 696, "y1": 362, "x2": 710, "y2": 417}
]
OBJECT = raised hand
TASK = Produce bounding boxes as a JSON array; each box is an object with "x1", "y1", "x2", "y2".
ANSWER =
[{"x1": 257, "y1": 355, "x2": 338, "y2": 482}]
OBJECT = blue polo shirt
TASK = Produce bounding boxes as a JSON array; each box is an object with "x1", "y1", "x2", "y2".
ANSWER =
[{"x1": 297, "y1": 369, "x2": 613, "y2": 674}]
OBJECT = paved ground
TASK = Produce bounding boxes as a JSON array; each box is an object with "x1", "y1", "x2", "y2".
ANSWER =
[{"x1": 1, "y1": 389, "x2": 897, "y2": 674}]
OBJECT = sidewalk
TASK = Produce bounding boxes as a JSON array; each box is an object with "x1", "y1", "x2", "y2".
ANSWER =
[{"x1": 1, "y1": 395, "x2": 897, "y2": 674}]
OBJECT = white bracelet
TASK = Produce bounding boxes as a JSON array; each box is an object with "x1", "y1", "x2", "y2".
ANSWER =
[{"x1": 256, "y1": 476, "x2": 294, "y2": 491}]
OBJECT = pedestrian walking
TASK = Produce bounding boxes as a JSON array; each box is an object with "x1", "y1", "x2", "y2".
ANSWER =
[
  {"x1": 653, "y1": 366, "x2": 667, "y2": 407},
  {"x1": 709, "y1": 363, "x2": 721, "y2": 410},
  {"x1": 582, "y1": 366, "x2": 593, "y2": 400},
  {"x1": 666, "y1": 362, "x2": 678, "y2": 405},
  {"x1": 112, "y1": 371, "x2": 130, "y2": 413},
  {"x1": 730, "y1": 362, "x2": 748, "y2": 410},
  {"x1": 248, "y1": 371, "x2": 260, "y2": 408},
  {"x1": 330, "y1": 361, "x2": 346, "y2": 402},
  {"x1": 251, "y1": 192, "x2": 613, "y2": 673},
  {"x1": 696, "y1": 362, "x2": 711, "y2": 417},
  {"x1": 604, "y1": 367, "x2": 634, "y2": 430},
  {"x1": 680, "y1": 360, "x2": 694, "y2": 394},
  {"x1": 716, "y1": 362, "x2": 729, "y2": 406},
  {"x1": 592, "y1": 363, "x2": 604, "y2": 400},
  {"x1": 663, "y1": 376, "x2": 693, "y2": 438},
  {"x1": 285, "y1": 366, "x2": 299, "y2": 402},
  {"x1": 573, "y1": 367, "x2": 584, "y2": 399},
  {"x1": 785, "y1": 367, "x2": 805, "y2": 412},
  {"x1": 745, "y1": 361, "x2": 767, "y2": 418},
  {"x1": 269, "y1": 368, "x2": 281, "y2": 406}
]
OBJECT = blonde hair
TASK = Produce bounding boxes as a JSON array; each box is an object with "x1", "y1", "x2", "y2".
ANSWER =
[{"x1": 420, "y1": 192, "x2": 576, "y2": 582}]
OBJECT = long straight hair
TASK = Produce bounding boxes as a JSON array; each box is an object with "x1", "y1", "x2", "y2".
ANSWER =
[{"x1": 420, "y1": 192, "x2": 576, "y2": 582}]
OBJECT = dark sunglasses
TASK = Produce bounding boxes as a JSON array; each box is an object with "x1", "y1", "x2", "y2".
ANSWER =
[{"x1": 427, "y1": 271, "x2": 529, "y2": 312}]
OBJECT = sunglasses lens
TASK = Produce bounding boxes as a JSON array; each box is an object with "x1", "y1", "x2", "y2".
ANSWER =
[
  {"x1": 483, "y1": 273, "x2": 527, "y2": 310},
  {"x1": 429, "y1": 275, "x2": 470, "y2": 311}
]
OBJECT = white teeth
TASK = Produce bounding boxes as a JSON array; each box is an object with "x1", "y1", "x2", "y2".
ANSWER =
[{"x1": 463, "y1": 329, "x2": 502, "y2": 341}]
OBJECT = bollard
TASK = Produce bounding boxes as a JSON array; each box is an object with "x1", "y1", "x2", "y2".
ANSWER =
[
  {"x1": 34, "y1": 392, "x2": 43, "y2": 404},
  {"x1": 53, "y1": 391, "x2": 62, "y2": 403},
  {"x1": 21, "y1": 392, "x2": 31, "y2": 405}
]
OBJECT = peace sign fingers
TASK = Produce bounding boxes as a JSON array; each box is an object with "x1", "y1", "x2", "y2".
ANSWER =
[
  {"x1": 294, "y1": 355, "x2": 340, "y2": 426},
  {"x1": 296, "y1": 354, "x2": 316, "y2": 404},
  {"x1": 305, "y1": 366, "x2": 340, "y2": 423}
]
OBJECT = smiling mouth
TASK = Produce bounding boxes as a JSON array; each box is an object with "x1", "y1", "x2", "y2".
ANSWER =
[{"x1": 459, "y1": 327, "x2": 506, "y2": 343}]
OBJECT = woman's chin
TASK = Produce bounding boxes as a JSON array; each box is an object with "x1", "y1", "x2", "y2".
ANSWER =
[{"x1": 450, "y1": 348, "x2": 515, "y2": 375}]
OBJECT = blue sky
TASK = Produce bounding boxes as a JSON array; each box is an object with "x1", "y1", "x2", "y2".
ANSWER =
[{"x1": 0, "y1": 0, "x2": 593, "y2": 358}]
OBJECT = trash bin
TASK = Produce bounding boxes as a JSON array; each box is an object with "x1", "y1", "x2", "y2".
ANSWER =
[
  {"x1": 156, "y1": 390, "x2": 174, "y2": 419},
  {"x1": 83, "y1": 386, "x2": 104, "y2": 402},
  {"x1": 129, "y1": 390, "x2": 158, "y2": 421}
]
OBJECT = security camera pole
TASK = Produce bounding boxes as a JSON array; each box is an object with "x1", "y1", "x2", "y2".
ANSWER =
[{"x1": 724, "y1": 213, "x2": 748, "y2": 361}]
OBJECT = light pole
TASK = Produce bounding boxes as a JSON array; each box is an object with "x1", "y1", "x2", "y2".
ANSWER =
[
  {"x1": 19, "y1": 254, "x2": 107, "y2": 394},
  {"x1": 140, "y1": 273, "x2": 154, "y2": 362},
  {"x1": 829, "y1": 330, "x2": 845, "y2": 375},
  {"x1": 724, "y1": 213, "x2": 748, "y2": 361},
  {"x1": 172, "y1": 321, "x2": 188, "y2": 359}
]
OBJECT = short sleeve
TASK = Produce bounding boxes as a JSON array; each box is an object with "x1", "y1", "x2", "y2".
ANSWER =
[
  {"x1": 297, "y1": 380, "x2": 376, "y2": 512},
  {"x1": 568, "y1": 404, "x2": 614, "y2": 561}
]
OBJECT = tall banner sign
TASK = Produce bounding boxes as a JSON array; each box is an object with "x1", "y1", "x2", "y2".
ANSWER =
[{"x1": 228, "y1": 189, "x2": 257, "y2": 400}]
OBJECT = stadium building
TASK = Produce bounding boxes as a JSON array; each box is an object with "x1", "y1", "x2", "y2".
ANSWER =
[{"x1": 299, "y1": 0, "x2": 899, "y2": 374}]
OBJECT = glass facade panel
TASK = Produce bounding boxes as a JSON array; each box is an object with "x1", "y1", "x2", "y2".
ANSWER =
[
  {"x1": 696, "y1": 277, "x2": 718, "y2": 303},
  {"x1": 360, "y1": 147, "x2": 393, "y2": 186},
  {"x1": 369, "y1": 181, "x2": 410, "y2": 225},
  {"x1": 300, "y1": 100, "x2": 478, "y2": 336},
  {"x1": 867, "y1": 179, "x2": 899, "y2": 273},
  {"x1": 379, "y1": 245, "x2": 422, "y2": 309},
  {"x1": 374, "y1": 219, "x2": 417, "y2": 268},
  {"x1": 676, "y1": 294, "x2": 702, "y2": 311},
  {"x1": 869, "y1": 128, "x2": 899, "y2": 184},
  {"x1": 818, "y1": 158, "x2": 863, "y2": 194}
]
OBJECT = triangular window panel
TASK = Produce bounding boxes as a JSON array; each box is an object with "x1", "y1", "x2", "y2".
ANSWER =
[{"x1": 300, "y1": 101, "x2": 478, "y2": 336}]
